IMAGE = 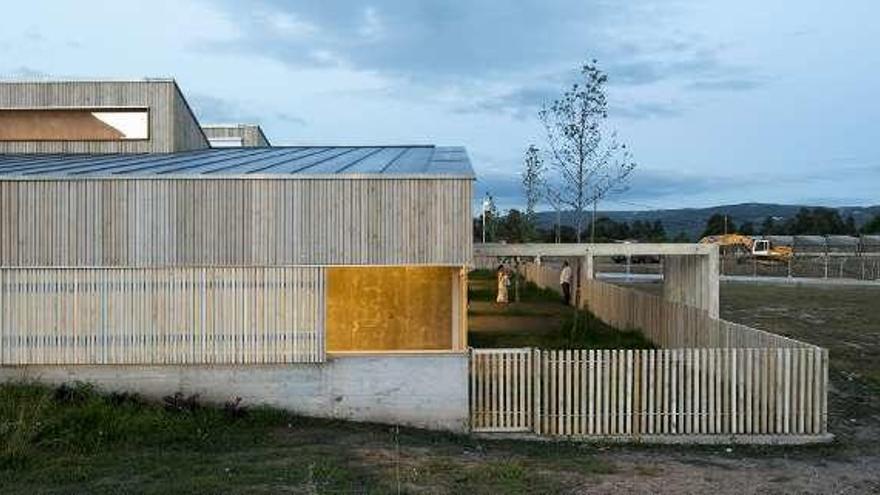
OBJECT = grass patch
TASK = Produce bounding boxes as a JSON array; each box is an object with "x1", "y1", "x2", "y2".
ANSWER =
[
  {"x1": 469, "y1": 269, "x2": 654, "y2": 350},
  {"x1": 0, "y1": 382, "x2": 618, "y2": 493},
  {"x1": 469, "y1": 307, "x2": 655, "y2": 350},
  {"x1": 0, "y1": 382, "x2": 374, "y2": 493}
]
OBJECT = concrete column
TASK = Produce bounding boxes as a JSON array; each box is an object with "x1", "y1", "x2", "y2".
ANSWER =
[
  {"x1": 662, "y1": 248, "x2": 719, "y2": 318},
  {"x1": 575, "y1": 255, "x2": 594, "y2": 309}
]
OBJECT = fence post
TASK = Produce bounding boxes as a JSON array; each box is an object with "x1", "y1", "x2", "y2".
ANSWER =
[{"x1": 533, "y1": 347, "x2": 542, "y2": 434}]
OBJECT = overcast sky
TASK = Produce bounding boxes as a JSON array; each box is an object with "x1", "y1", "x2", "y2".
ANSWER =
[{"x1": 2, "y1": 1, "x2": 878, "y2": 211}]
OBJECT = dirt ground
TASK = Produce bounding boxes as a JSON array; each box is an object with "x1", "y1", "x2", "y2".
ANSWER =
[
  {"x1": 466, "y1": 274, "x2": 880, "y2": 494},
  {"x1": 567, "y1": 280, "x2": 880, "y2": 494}
]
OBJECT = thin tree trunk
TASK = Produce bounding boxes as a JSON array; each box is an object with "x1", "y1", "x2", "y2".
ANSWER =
[
  {"x1": 591, "y1": 200, "x2": 597, "y2": 244},
  {"x1": 555, "y1": 208, "x2": 561, "y2": 243}
]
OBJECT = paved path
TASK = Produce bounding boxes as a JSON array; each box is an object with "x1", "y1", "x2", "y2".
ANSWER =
[{"x1": 598, "y1": 272, "x2": 880, "y2": 286}]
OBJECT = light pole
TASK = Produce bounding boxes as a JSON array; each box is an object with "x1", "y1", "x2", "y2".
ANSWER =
[{"x1": 481, "y1": 195, "x2": 491, "y2": 243}]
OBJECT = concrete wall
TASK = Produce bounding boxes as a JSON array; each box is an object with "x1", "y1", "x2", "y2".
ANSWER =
[{"x1": 0, "y1": 353, "x2": 469, "y2": 432}]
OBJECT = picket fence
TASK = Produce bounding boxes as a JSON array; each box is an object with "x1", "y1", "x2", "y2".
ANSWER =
[
  {"x1": 470, "y1": 347, "x2": 827, "y2": 437},
  {"x1": 468, "y1": 264, "x2": 830, "y2": 440}
]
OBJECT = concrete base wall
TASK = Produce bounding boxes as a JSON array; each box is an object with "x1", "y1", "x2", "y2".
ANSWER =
[{"x1": 0, "y1": 353, "x2": 469, "y2": 433}]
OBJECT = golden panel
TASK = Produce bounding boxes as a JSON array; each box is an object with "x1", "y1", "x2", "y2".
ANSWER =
[{"x1": 326, "y1": 267, "x2": 454, "y2": 352}]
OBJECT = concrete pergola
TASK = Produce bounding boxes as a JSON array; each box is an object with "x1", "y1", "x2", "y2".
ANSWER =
[{"x1": 475, "y1": 243, "x2": 720, "y2": 318}]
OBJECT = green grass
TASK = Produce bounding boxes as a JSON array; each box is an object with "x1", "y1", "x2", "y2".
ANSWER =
[
  {"x1": 0, "y1": 382, "x2": 376, "y2": 493},
  {"x1": 468, "y1": 308, "x2": 656, "y2": 350},
  {"x1": 468, "y1": 269, "x2": 655, "y2": 350},
  {"x1": 0, "y1": 382, "x2": 616, "y2": 494}
]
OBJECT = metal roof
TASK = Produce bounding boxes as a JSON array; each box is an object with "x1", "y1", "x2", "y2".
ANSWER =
[
  {"x1": 764, "y1": 235, "x2": 794, "y2": 246},
  {"x1": 825, "y1": 235, "x2": 859, "y2": 247},
  {"x1": 0, "y1": 145, "x2": 474, "y2": 179},
  {"x1": 793, "y1": 235, "x2": 826, "y2": 245}
]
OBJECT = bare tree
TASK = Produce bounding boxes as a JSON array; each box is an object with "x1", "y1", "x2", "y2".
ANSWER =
[
  {"x1": 544, "y1": 184, "x2": 564, "y2": 243},
  {"x1": 586, "y1": 132, "x2": 636, "y2": 243},
  {"x1": 539, "y1": 60, "x2": 636, "y2": 243},
  {"x1": 521, "y1": 145, "x2": 544, "y2": 241}
]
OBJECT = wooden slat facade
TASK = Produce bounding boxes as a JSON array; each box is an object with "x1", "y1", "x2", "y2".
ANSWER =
[
  {"x1": 0, "y1": 267, "x2": 325, "y2": 365},
  {"x1": 0, "y1": 80, "x2": 208, "y2": 154},
  {"x1": 0, "y1": 178, "x2": 473, "y2": 267}
]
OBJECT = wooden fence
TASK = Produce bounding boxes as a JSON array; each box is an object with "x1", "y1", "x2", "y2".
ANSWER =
[
  {"x1": 523, "y1": 263, "x2": 813, "y2": 349},
  {"x1": 581, "y1": 279, "x2": 812, "y2": 349},
  {"x1": 0, "y1": 267, "x2": 325, "y2": 365},
  {"x1": 469, "y1": 263, "x2": 830, "y2": 440},
  {"x1": 471, "y1": 348, "x2": 827, "y2": 437},
  {"x1": 469, "y1": 348, "x2": 533, "y2": 432}
]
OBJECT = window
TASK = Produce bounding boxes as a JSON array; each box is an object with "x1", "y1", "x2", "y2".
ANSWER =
[
  {"x1": 0, "y1": 108, "x2": 149, "y2": 141},
  {"x1": 208, "y1": 137, "x2": 245, "y2": 148},
  {"x1": 753, "y1": 240, "x2": 769, "y2": 253}
]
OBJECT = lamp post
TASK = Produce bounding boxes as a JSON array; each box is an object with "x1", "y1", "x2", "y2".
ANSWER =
[{"x1": 481, "y1": 195, "x2": 491, "y2": 243}]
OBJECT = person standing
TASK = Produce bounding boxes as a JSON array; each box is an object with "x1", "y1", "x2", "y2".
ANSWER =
[
  {"x1": 496, "y1": 264, "x2": 510, "y2": 304},
  {"x1": 560, "y1": 261, "x2": 572, "y2": 305}
]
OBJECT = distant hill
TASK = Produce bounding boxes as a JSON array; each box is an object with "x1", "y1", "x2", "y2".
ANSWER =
[{"x1": 534, "y1": 203, "x2": 880, "y2": 240}]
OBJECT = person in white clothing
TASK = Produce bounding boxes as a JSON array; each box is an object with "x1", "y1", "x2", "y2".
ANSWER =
[
  {"x1": 496, "y1": 264, "x2": 510, "y2": 304},
  {"x1": 559, "y1": 261, "x2": 572, "y2": 305}
]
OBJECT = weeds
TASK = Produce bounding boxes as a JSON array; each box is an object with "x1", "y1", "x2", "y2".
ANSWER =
[
  {"x1": 223, "y1": 397, "x2": 247, "y2": 420},
  {"x1": 163, "y1": 391, "x2": 201, "y2": 413}
]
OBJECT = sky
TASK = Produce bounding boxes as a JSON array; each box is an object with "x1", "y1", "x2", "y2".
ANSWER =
[{"x1": 1, "y1": 1, "x2": 878, "y2": 211}]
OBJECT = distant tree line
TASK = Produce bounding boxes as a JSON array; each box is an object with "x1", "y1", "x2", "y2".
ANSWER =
[
  {"x1": 474, "y1": 209, "x2": 690, "y2": 243},
  {"x1": 475, "y1": 206, "x2": 880, "y2": 244},
  {"x1": 701, "y1": 207, "x2": 880, "y2": 238}
]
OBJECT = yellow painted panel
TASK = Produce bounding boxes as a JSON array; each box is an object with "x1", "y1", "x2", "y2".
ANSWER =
[{"x1": 326, "y1": 267, "x2": 454, "y2": 351}]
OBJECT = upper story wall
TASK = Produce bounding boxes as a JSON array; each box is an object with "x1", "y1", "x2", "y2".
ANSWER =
[
  {"x1": 0, "y1": 178, "x2": 473, "y2": 267},
  {"x1": 202, "y1": 124, "x2": 270, "y2": 147},
  {"x1": 0, "y1": 80, "x2": 209, "y2": 154}
]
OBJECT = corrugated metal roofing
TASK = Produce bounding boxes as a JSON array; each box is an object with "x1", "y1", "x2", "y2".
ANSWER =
[
  {"x1": 0, "y1": 145, "x2": 474, "y2": 178},
  {"x1": 825, "y1": 235, "x2": 859, "y2": 247}
]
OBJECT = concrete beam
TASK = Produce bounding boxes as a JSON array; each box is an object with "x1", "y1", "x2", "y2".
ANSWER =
[{"x1": 475, "y1": 243, "x2": 714, "y2": 258}]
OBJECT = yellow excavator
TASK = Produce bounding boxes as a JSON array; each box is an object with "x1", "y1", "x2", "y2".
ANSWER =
[{"x1": 698, "y1": 234, "x2": 793, "y2": 263}]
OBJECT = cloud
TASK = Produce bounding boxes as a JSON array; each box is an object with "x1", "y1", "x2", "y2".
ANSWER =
[
  {"x1": 454, "y1": 86, "x2": 557, "y2": 120},
  {"x1": 605, "y1": 51, "x2": 764, "y2": 92},
  {"x1": 473, "y1": 169, "x2": 527, "y2": 210},
  {"x1": 189, "y1": 93, "x2": 308, "y2": 130},
  {"x1": 206, "y1": 1, "x2": 737, "y2": 87},
  {"x1": 611, "y1": 101, "x2": 683, "y2": 120},
  {"x1": 208, "y1": 0, "x2": 616, "y2": 77},
  {"x1": 687, "y1": 78, "x2": 764, "y2": 91},
  {"x1": 273, "y1": 111, "x2": 307, "y2": 126},
  {"x1": 189, "y1": 93, "x2": 257, "y2": 123},
  {"x1": 622, "y1": 169, "x2": 763, "y2": 201}
]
